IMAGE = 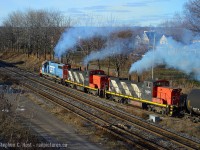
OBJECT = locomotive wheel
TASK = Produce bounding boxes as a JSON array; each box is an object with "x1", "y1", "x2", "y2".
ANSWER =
[
  {"x1": 94, "y1": 91, "x2": 98, "y2": 96},
  {"x1": 148, "y1": 106, "x2": 152, "y2": 111},
  {"x1": 191, "y1": 117, "x2": 199, "y2": 123},
  {"x1": 161, "y1": 109, "x2": 166, "y2": 115},
  {"x1": 105, "y1": 94, "x2": 111, "y2": 99},
  {"x1": 118, "y1": 99, "x2": 122, "y2": 103},
  {"x1": 122, "y1": 99, "x2": 128, "y2": 104},
  {"x1": 61, "y1": 80, "x2": 65, "y2": 85},
  {"x1": 84, "y1": 88, "x2": 88, "y2": 93}
]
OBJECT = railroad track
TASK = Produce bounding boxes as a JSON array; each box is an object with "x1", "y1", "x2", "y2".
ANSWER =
[
  {"x1": 0, "y1": 62, "x2": 200, "y2": 149},
  {"x1": 0, "y1": 67, "x2": 161, "y2": 149},
  {"x1": 31, "y1": 73, "x2": 200, "y2": 150},
  {"x1": 24, "y1": 81, "x2": 163, "y2": 150}
]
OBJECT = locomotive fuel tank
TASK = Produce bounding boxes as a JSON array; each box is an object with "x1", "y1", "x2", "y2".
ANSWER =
[{"x1": 187, "y1": 89, "x2": 200, "y2": 115}]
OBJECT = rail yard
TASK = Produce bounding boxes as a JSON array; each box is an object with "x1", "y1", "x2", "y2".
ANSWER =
[{"x1": 0, "y1": 60, "x2": 200, "y2": 150}]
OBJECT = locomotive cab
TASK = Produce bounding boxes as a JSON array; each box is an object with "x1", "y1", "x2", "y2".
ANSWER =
[
  {"x1": 152, "y1": 80, "x2": 181, "y2": 105},
  {"x1": 142, "y1": 79, "x2": 181, "y2": 115},
  {"x1": 40, "y1": 60, "x2": 71, "y2": 80},
  {"x1": 62, "y1": 64, "x2": 71, "y2": 79},
  {"x1": 89, "y1": 70, "x2": 109, "y2": 90},
  {"x1": 88, "y1": 70, "x2": 109, "y2": 97},
  {"x1": 142, "y1": 80, "x2": 169, "y2": 100}
]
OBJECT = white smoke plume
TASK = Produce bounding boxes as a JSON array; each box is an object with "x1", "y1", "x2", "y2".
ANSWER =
[
  {"x1": 83, "y1": 38, "x2": 134, "y2": 66},
  {"x1": 54, "y1": 27, "x2": 124, "y2": 57},
  {"x1": 129, "y1": 37, "x2": 200, "y2": 80}
]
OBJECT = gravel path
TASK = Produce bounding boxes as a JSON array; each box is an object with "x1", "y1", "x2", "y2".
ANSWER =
[{"x1": 4, "y1": 92, "x2": 102, "y2": 150}]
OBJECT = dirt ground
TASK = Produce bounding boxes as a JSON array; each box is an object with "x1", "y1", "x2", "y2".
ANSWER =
[
  {"x1": 26, "y1": 93, "x2": 131, "y2": 149},
  {"x1": 0, "y1": 76, "x2": 131, "y2": 149},
  {"x1": 0, "y1": 52, "x2": 200, "y2": 144},
  {"x1": 119, "y1": 102, "x2": 200, "y2": 140},
  {"x1": 0, "y1": 80, "x2": 50, "y2": 150}
]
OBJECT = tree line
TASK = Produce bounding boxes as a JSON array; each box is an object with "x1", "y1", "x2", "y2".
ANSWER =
[
  {"x1": 0, "y1": 9, "x2": 72, "y2": 59},
  {"x1": 0, "y1": 0, "x2": 199, "y2": 78},
  {"x1": 0, "y1": 8, "x2": 148, "y2": 77},
  {"x1": 159, "y1": 0, "x2": 200, "y2": 41}
]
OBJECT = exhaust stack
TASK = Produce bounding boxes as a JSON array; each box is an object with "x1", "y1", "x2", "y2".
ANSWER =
[
  {"x1": 128, "y1": 75, "x2": 131, "y2": 81},
  {"x1": 137, "y1": 75, "x2": 140, "y2": 83}
]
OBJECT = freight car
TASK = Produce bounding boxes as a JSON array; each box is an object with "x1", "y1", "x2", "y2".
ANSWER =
[
  {"x1": 40, "y1": 60, "x2": 184, "y2": 116},
  {"x1": 186, "y1": 89, "x2": 200, "y2": 122}
]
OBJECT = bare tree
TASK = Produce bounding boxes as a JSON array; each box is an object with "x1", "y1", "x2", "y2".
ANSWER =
[
  {"x1": 0, "y1": 9, "x2": 73, "y2": 59},
  {"x1": 184, "y1": 0, "x2": 200, "y2": 33},
  {"x1": 89, "y1": 37, "x2": 106, "y2": 69},
  {"x1": 158, "y1": 0, "x2": 200, "y2": 40},
  {"x1": 158, "y1": 13, "x2": 188, "y2": 42},
  {"x1": 109, "y1": 29, "x2": 133, "y2": 77},
  {"x1": 78, "y1": 39, "x2": 93, "y2": 69},
  {"x1": 111, "y1": 54, "x2": 127, "y2": 77}
]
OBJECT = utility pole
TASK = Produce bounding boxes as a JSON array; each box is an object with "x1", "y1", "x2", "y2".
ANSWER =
[{"x1": 152, "y1": 31, "x2": 156, "y2": 80}]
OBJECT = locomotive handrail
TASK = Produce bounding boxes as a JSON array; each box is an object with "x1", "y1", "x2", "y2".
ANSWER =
[{"x1": 105, "y1": 90, "x2": 167, "y2": 107}]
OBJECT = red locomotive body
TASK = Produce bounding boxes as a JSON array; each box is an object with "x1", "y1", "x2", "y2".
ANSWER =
[
  {"x1": 90, "y1": 75, "x2": 109, "y2": 89},
  {"x1": 153, "y1": 87, "x2": 181, "y2": 105},
  {"x1": 62, "y1": 64, "x2": 71, "y2": 79},
  {"x1": 89, "y1": 70, "x2": 109, "y2": 90},
  {"x1": 152, "y1": 80, "x2": 181, "y2": 105}
]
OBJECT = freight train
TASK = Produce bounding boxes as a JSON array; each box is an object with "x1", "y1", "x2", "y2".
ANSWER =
[{"x1": 39, "y1": 60, "x2": 200, "y2": 121}]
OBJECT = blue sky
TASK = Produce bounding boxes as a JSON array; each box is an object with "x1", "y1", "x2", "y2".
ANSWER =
[{"x1": 0, "y1": 0, "x2": 188, "y2": 26}]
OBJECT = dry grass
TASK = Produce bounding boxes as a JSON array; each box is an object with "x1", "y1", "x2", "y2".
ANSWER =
[
  {"x1": 0, "y1": 75, "x2": 49, "y2": 149},
  {"x1": 0, "y1": 94, "x2": 45, "y2": 150},
  {"x1": 160, "y1": 117, "x2": 200, "y2": 139},
  {"x1": 27, "y1": 92, "x2": 132, "y2": 149},
  {"x1": 0, "y1": 52, "x2": 45, "y2": 72}
]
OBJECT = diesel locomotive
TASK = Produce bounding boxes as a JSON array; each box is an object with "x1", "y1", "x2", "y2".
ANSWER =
[{"x1": 39, "y1": 60, "x2": 200, "y2": 119}]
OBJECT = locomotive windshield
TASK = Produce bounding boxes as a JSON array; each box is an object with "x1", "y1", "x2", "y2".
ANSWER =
[
  {"x1": 154, "y1": 81, "x2": 169, "y2": 87},
  {"x1": 58, "y1": 66, "x2": 63, "y2": 69},
  {"x1": 97, "y1": 71, "x2": 104, "y2": 75}
]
